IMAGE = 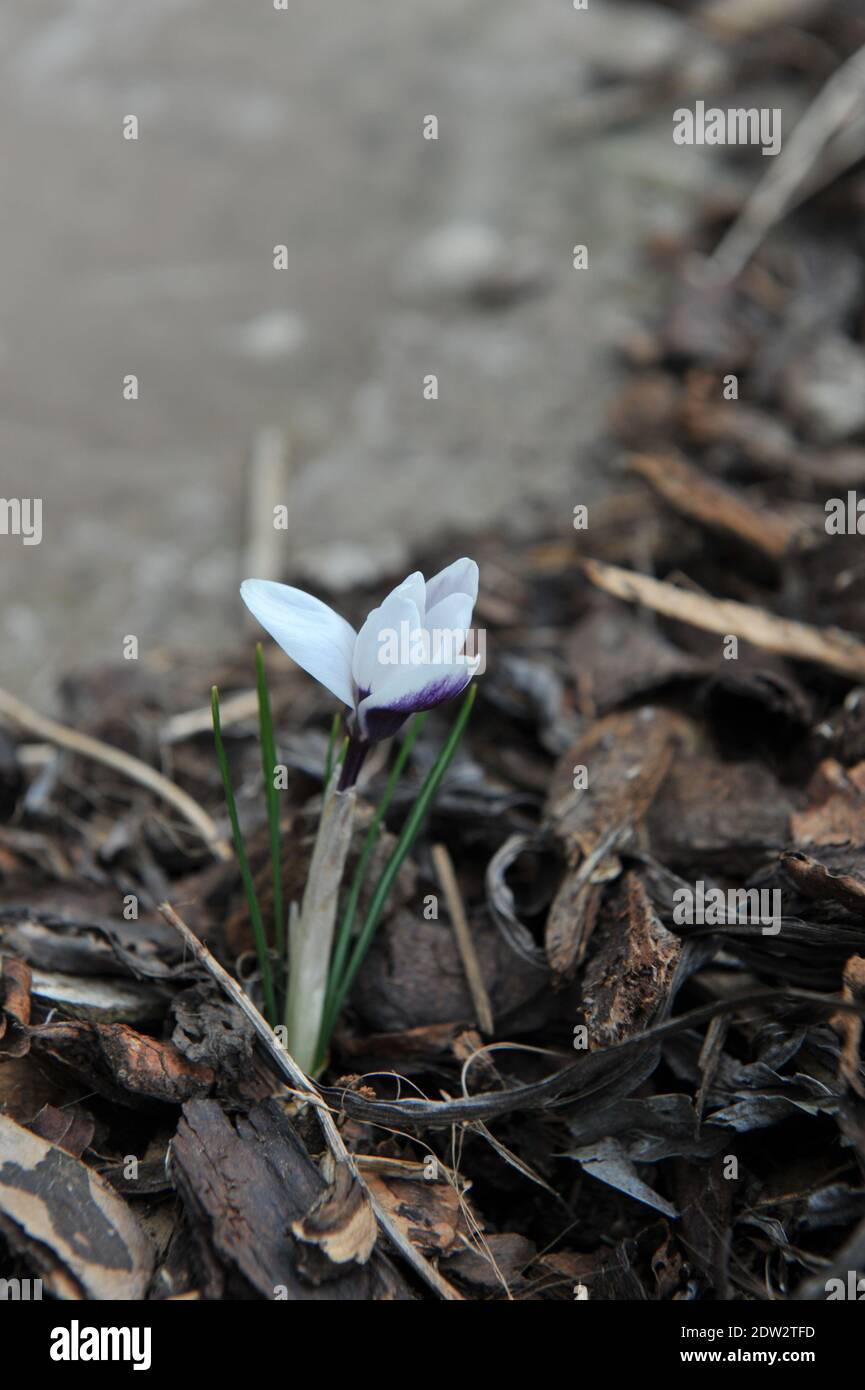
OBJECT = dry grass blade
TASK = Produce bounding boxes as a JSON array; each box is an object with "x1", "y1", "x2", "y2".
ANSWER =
[
  {"x1": 243, "y1": 427, "x2": 290, "y2": 608},
  {"x1": 161, "y1": 688, "x2": 258, "y2": 745},
  {"x1": 710, "y1": 40, "x2": 865, "y2": 279},
  {"x1": 0, "y1": 685, "x2": 231, "y2": 861},
  {"x1": 432, "y1": 842, "x2": 494, "y2": 1036},
  {"x1": 581, "y1": 558, "x2": 865, "y2": 681}
]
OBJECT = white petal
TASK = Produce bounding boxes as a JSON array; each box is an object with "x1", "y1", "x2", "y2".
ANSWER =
[
  {"x1": 240, "y1": 579, "x2": 356, "y2": 708},
  {"x1": 424, "y1": 558, "x2": 478, "y2": 612},
  {"x1": 382, "y1": 569, "x2": 426, "y2": 618},
  {"x1": 357, "y1": 654, "x2": 479, "y2": 741},
  {"x1": 423, "y1": 591, "x2": 476, "y2": 659},
  {"x1": 352, "y1": 591, "x2": 420, "y2": 696}
]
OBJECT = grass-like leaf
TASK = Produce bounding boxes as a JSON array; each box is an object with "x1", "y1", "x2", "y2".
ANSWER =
[
  {"x1": 255, "y1": 644, "x2": 284, "y2": 965},
  {"x1": 319, "y1": 685, "x2": 476, "y2": 1055},
  {"x1": 211, "y1": 684, "x2": 277, "y2": 1025},
  {"x1": 323, "y1": 710, "x2": 342, "y2": 790}
]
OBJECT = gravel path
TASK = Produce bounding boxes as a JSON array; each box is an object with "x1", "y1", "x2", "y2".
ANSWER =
[{"x1": 0, "y1": 0, "x2": 711, "y2": 697}]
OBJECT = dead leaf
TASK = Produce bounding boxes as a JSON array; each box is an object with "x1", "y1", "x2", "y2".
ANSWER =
[
  {"x1": 791, "y1": 759, "x2": 865, "y2": 847},
  {"x1": 545, "y1": 708, "x2": 683, "y2": 975},
  {"x1": 581, "y1": 872, "x2": 682, "y2": 1048},
  {"x1": 28, "y1": 1102, "x2": 95, "y2": 1158},
  {"x1": 0, "y1": 956, "x2": 31, "y2": 1057},
  {"x1": 27, "y1": 1021, "x2": 215, "y2": 1106},
  {"x1": 628, "y1": 449, "x2": 801, "y2": 561},
  {"x1": 292, "y1": 1156, "x2": 377, "y2": 1265},
  {"x1": 364, "y1": 1170, "x2": 469, "y2": 1259},
  {"x1": 0, "y1": 1112, "x2": 154, "y2": 1299},
  {"x1": 781, "y1": 849, "x2": 865, "y2": 916},
  {"x1": 831, "y1": 956, "x2": 865, "y2": 1097}
]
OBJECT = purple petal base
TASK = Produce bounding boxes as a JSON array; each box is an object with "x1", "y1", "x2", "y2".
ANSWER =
[{"x1": 360, "y1": 671, "x2": 471, "y2": 743}]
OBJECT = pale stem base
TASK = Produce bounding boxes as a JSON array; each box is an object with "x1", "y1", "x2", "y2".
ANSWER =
[{"x1": 285, "y1": 775, "x2": 356, "y2": 1072}]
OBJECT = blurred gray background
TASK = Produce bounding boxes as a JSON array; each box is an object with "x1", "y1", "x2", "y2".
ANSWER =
[{"x1": 0, "y1": 0, "x2": 719, "y2": 700}]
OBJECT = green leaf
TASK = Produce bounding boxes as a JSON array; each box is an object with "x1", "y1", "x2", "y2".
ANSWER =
[
  {"x1": 211, "y1": 684, "x2": 277, "y2": 1025},
  {"x1": 321, "y1": 713, "x2": 427, "y2": 1055},
  {"x1": 323, "y1": 710, "x2": 343, "y2": 791},
  {"x1": 319, "y1": 684, "x2": 476, "y2": 1054},
  {"x1": 255, "y1": 644, "x2": 284, "y2": 965}
]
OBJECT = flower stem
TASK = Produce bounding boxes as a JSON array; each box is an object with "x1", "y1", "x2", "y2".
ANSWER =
[
  {"x1": 338, "y1": 734, "x2": 370, "y2": 790},
  {"x1": 211, "y1": 685, "x2": 277, "y2": 1025}
]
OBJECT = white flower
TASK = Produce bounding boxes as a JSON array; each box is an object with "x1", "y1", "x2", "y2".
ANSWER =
[{"x1": 240, "y1": 559, "x2": 480, "y2": 748}]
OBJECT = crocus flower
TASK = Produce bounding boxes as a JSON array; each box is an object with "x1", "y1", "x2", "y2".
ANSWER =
[{"x1": 241, "y1": 559, "x2": 480, "y2": 787}]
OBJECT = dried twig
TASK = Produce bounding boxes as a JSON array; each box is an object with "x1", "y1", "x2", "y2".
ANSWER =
[
  {"x1": 581, "y1": 558, "x2": 865, "y2": 681},
  {"x1": 711, "y1": 41, "x2": 865, "y2": 280},
  {"x1": 158, "y1": 900, "x2": 463, "y2": 1301},
  {"x1": 432, "y1": 843, "x2": 494, "y2": 1035},
  {"x1": 244, "y1": 428, "x2": 290, "y2": 624},
  {"x1": 0, "y1": 686, "x2": 231, "y2": 861},
  {"x1": 628, "y1": 450, "x2": 801, "y2": 561},
  {"x1": 697, "y1": 0, "x2": 828, "y2": 37},
  {"x1": 161, "y1": 688, "x2": 258, "y2": 745}
]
